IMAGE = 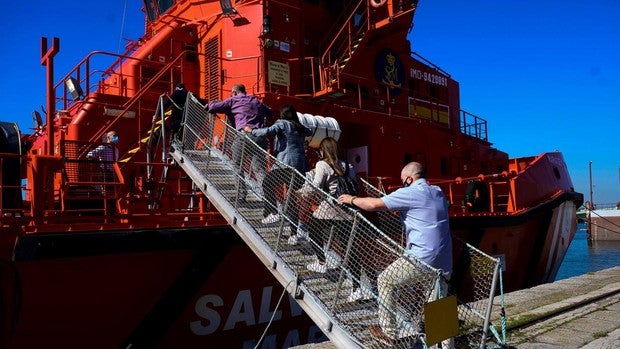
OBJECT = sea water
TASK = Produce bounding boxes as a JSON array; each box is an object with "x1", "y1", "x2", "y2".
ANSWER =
[{"x1": 555, "y1": 222, "x2": 620, "y2": 281}]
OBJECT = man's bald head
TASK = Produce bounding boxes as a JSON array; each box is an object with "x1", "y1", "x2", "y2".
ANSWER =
[{"x1": 401, "y1": 162, "x2": 426, "y2": 184}]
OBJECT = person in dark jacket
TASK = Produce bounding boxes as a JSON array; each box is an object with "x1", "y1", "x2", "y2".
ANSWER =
[
  {"x1": 163, "y1": 83, "x2": 188, "y2": 141},
  {"x1": 246, "y1": 105, "x2": 311, "y2": 244}
]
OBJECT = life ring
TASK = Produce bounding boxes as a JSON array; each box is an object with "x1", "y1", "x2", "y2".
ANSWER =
[{"x1": 370, "y1": 0, "x2": 387, "y2": 8}]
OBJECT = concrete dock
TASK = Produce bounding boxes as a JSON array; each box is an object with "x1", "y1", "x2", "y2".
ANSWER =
[
  {"x1": 293, "y1": 266, "x2": 620, "y2": 348},
  {"x1": 499, "y1": 265, "x2": 620, "y2": 348}
]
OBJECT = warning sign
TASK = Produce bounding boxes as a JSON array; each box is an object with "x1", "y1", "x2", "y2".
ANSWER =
[{"x1": 268, "y1": 61, "x2": 290, "y2": 87}]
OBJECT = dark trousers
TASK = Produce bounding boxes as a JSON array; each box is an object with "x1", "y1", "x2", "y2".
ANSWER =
[
  {"x1": 262, "y1": 168, "x2": 304, "y2": 233},
  {"x1": 170, "y1": 122, "x2": 182, "y2": 143},
  {"x1": 308, "y1": 217, "x2": 362, "y2": 289}
]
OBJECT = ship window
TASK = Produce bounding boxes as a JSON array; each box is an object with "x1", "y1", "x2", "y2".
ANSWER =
[
  {"x1": 553, "y1": 166, "x2": 561, "y2": 179},
  {"x1": 157, "y1": 0, "x2": 175, "y2": 15},
  {"x1": 143, "y1": 0, "x2": 175, "y2": 20},
  {"x1": 143, "y1": 0, "x2": 157, "y2": 21},
  {"x1": 354, "y1": 14, "x2": 362, "y2": 27}
]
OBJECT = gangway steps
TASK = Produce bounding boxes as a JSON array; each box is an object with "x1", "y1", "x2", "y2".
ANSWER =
[
  {"x1": 170, "y1": 147, "x2": 386, "y2": 347},
  {"x1": 172, "y1": 150, "x2": 462, "y2": 347},
  {"x1": 171, "y1": 143, "x2": 503, "y2": 348}
]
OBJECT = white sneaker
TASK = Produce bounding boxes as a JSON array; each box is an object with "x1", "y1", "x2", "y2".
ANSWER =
[
  {"x1": 261, "y1": 213, "x2": 280, "y2": 224},
  {"x1": 306, "y1": 260, "x2": 328, "y2": 273},
  {"x1": 348, "y1": 288, "x2": 364, "y2": 302},
  {"x1": 287, "y1": 234, "x2": 298, "y2": 245},
  {"x1": 347, "y1": 287, "x2": 372, "y2": 303},
  {"x1": 325, "y1": 249, "x2": 342, "y2": 269}
]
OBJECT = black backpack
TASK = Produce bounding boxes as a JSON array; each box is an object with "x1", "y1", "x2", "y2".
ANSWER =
[{"x1": 331, "y1": 163, "x2": 359, "y2": 199}]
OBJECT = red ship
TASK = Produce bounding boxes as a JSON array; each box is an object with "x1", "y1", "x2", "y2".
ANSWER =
[{"x1": 0, "y1": 1, "x2": 582, "y2": 348}]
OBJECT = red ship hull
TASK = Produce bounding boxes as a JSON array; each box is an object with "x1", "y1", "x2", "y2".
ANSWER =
[{"x1": 4, "y1": 228, "x2": 324, "y2": 348}]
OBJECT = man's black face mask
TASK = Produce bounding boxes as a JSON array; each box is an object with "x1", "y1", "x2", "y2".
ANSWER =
[{"x1": 402, "y1": 177, "x2": 412, "y2": 188}]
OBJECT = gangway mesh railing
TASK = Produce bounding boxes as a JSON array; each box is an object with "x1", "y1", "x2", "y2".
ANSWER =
[
  {"x1": 359, "y1": 179, "x2": 506, "y2": 348},
  {"x1": 170, "y1": 93, "x2": 505, "y2": 348}
]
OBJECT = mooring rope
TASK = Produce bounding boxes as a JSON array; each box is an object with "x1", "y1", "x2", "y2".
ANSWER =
[{"x1": 587, "y1": 210, "x2": 620, "y2": 235}]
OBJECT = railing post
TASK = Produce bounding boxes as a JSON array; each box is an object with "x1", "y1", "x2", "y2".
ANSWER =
[
  {"x1": 331, "y1": 214, "x2": 359, "y2": 309},
  {"x1": 41, "y1": 37, "x2": 60, "y2": 156},
  {"x1": 283, "y1": 168, "x2": 297, "y2": 223},
  {"x1": 85, "y1": 59, "x2": 90, "y2": 99},
  {"x1": 234, "y1": 135, "x2": 247, "y2": 208},
  {"x1": 489, "y1": 183, "x2": 495, "y2": 213},
  {"x1": 206, "y1": 112, "x2": 215, "y2": 159},
  {"x1": 160, "y1": 95, "x2": 169, "y2": 161},
  {"x1": 480, "y1": 259, "x2": 501, "y2": 348}
]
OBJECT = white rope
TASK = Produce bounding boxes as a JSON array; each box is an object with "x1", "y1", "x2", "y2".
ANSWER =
[{"x1": 252, "y1": 279, "x2": 295, "y2": 349}]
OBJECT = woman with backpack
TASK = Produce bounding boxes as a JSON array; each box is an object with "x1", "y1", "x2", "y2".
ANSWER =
[
  {"x1": 247, "y1": 104, "x2": 311, "y2": 244},
  {"x1": 299, "y1": 137, "x2": 367, "y2": 302}
]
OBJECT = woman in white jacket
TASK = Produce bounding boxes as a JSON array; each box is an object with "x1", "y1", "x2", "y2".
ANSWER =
[{"x1": 301, "y1": 137, "x2": 364, "y2": 302}]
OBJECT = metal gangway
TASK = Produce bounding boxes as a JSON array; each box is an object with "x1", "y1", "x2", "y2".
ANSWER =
[{"x1": 168, "y1": 93, "x2": 507, "y2": 348}]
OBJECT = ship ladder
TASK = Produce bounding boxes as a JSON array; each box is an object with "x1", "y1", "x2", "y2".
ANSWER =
[
  {"x1": 168, "y1": 93, "x2": 507, "y2": 348},
  {"x1": 148, "y1": 94, "x2": 173, "y2": 208}
]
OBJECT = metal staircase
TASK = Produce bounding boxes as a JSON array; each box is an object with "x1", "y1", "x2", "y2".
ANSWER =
[
  {"x1": 168, "y1": 93, "x2": 506, "y2": 348},
  {"x1": 318, "y1": 1, "x2": 419, "y2": 91},
  {"x1": 320, "y1": 1, "x2": 369, "y2": 90}
]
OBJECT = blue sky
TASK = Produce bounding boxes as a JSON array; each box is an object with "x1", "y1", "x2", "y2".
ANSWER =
[
  {"x1": 411, "y1": 1, "x2": 620, "y2": 206},
  {"x1": 1, "y1": 1, "x2": 618, "y2": 205}
]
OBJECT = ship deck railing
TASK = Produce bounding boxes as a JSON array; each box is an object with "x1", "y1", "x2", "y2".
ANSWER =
[{"x1": 166, "y1": 93, "x2": 507, "y2": 348}]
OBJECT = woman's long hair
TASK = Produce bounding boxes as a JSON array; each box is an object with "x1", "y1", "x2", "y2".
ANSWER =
[
  {"x1": 280, "y1": 104, "x2": 304, "y2": 132},
  {"x1": 319, "y1": 137, "x2": 343, "y2": 176}
]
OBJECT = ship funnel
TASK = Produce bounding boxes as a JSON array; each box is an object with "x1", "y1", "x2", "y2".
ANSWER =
[{"x1": 297, "y1": 113, "x2": 341, "y2": 148}]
